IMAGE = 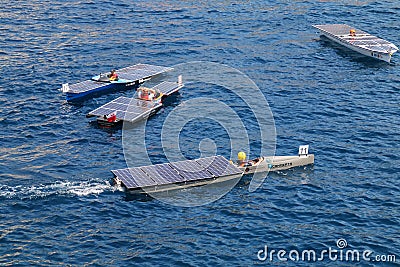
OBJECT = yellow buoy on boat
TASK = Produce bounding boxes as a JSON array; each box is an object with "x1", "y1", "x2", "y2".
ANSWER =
[{"x1": 238, "y1": 151, "x2": 246, "y2": 161}]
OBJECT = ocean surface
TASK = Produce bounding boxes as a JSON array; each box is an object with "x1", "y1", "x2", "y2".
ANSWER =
[{"x1": 1, "y1": 0, "x2": 399, "y2": 266}]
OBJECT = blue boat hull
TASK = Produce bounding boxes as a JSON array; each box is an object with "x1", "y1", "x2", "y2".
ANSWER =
[{"x1": 66, "y1": 82, "x2": 140, "y2": 102}]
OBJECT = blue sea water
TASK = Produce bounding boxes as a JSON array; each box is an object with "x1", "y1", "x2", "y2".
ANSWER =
[{"x1": 1, "y1": 0, "x2": 400, "y2": 266}]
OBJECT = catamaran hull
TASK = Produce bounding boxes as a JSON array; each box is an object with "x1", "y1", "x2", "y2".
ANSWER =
[
  {"x1": 66, "y1": 82, "x2": 137, "y2": 102},
  {"x1": 321, "y1": 33, "x2": 393, "y2": 63}
]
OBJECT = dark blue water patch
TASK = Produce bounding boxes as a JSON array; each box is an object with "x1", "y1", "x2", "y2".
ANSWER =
[{"x1": 178, "y1": 118, "x2": 231, "y2": 159}]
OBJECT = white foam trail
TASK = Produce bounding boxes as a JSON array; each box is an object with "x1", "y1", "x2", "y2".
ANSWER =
[
  {"x1": 66, "y1": 181, "x2": 115, "y2": 196},
  {"x1": 0, "y1": 179, "x2": 117, "y2": 200}
]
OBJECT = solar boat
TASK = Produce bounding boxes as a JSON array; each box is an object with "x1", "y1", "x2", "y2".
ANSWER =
[
  {"x1": 86, "y1": 76, "x2": 183, "y2": 126},
  {"x1": 313, "y1": 24, "x2": 398, "y2": 63},
  {"x1": 60, "y1": 63, "x2": 173, "y2": 101},
  {"x1": 112, "y1": 147, "x2": 315, "y2": 195},
  {"x1": 112, "y1": 155, "x2": 243, "y2": 194}
]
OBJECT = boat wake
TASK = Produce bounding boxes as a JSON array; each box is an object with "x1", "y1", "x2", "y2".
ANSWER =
[{"x1": 0, "y1": 179, "x2": 121, "y2": 200}]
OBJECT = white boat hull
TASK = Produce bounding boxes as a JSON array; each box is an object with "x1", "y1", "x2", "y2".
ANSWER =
[
  {"x1": 321, "y1": 33, "x2": 393, "y2": 63},
  {"x1": 238, "y1": 154, "x2": 314, "y2": 174}
]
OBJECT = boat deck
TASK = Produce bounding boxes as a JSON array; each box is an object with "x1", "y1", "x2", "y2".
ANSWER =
[
  {"x1": 313, "y1": 24, "x2": 398, "y2": 54},
  {"x1": 62, "y1": 63, "x2": 173, "y2": 101},
  {"x1": 86, "y1": 80, "x2": 183, "y2": 123},
  {"x1": 112, "y1": 156, "x2": 243, "y2": 192}
]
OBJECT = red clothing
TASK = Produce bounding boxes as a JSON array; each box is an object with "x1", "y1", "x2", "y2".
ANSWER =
[
  {"x1": 110, "y1": 72, "x2": 118, "y2": 81},
  {"x1": 106, "y1": 111, "x2": 117, "y2": 122}
]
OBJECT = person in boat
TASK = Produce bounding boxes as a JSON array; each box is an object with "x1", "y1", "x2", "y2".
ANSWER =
[
  {"x1": 237, "y1": 151, "x2": 247, "y2": 167},
  {"x1": 137, "y1": 87, "x2": 156, "y2": 101},
  {"x1": 237, "y1": 151, "x2": 260, "y2": 167},
  {"x1": 349, "y1": 29, "x2": 356, "y2": 36},
  {"x1": 137, "y1": 88, "x2": 143, "y2": 99},
  {"x1": 148, "y1": 90, "x2": 155, "y2": 100},
  {"x1": 108, "y1": 69, "x2": 119, "y2": 81}
]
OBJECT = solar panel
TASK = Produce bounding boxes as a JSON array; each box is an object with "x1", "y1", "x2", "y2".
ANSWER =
[
  {"x1": 118, "y1": 63, "x2": 172, "y2": 74},
  {"x1": 381, "y1": 44, "x2": 395, "y2": 50},
  {"x1": 127, "y1": 167, "x2": 158, "y2": 187},
  {"x1": 140, "y1": 164, "x2": 185, "y2": 184},
  {"x1": 125, "y1": 101, "x2": 159, "y2": 114},
  {"x1": 112, "y1": 168, "x2": 141, "y2": 189},
  {"x1": 314, "y1": 24, "x2": 368, "y2": 36},
  {"x1": 352, "y1": 41, "x2": 366, "y2": 46},
  {"x1": 170, "y1": 159, "x2": 214, "y2": 181},
  {"x1": 357, "y1": 37, "x2": 384, "y2": 42},
  {"x1": 101, "y1": 102, "x2": 128, "y2": 111},
  {"x1": 375, "y1": 39, "x2": 392, "y2": 45},
  {"x1": 152, "y1": 81, "x2": 182, "y2": 96},
  {"x1": 196, "y1": 156, "x2": 242, "y2": 177},
  {"x1": 118, "y1": 64, "x2": 173, "y2": 81},
  {"x1": 358, "y1": 40, "x2": 380, "y2": 46},
  {"x1": 123, "y1": 112, "x2": 146, "y2": 122},
  {"x1": 68, "y1": 80, "x2": 112, "y2": 94}
]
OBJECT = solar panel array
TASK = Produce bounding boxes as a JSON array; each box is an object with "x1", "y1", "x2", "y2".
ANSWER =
[
  {"x1": 152, "y1": 81, "x2": 183, "y2": 96},
  {"x1": 313, "y1": 24, "x2": 367, "y2": 36},
  {"x1": 68, "y1": 80, "x2": 113, "y2": 94},
  {"x1": 111, "y1": 156, "x2": 243, "y2": 190},
  {"x1": 87, "y1": 96, "x2": 161, "y2": 123},
  {"x1": 67, "y1": 64, "x2": 172, "y2": 94},
  {"x1": 118, "y1": 63, "x2": 173, "y2": 82}
]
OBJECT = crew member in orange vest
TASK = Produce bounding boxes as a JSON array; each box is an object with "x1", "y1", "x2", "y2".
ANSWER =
[{"x1": 108, "y1": 69, "x2": 119, "y2": 81}]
